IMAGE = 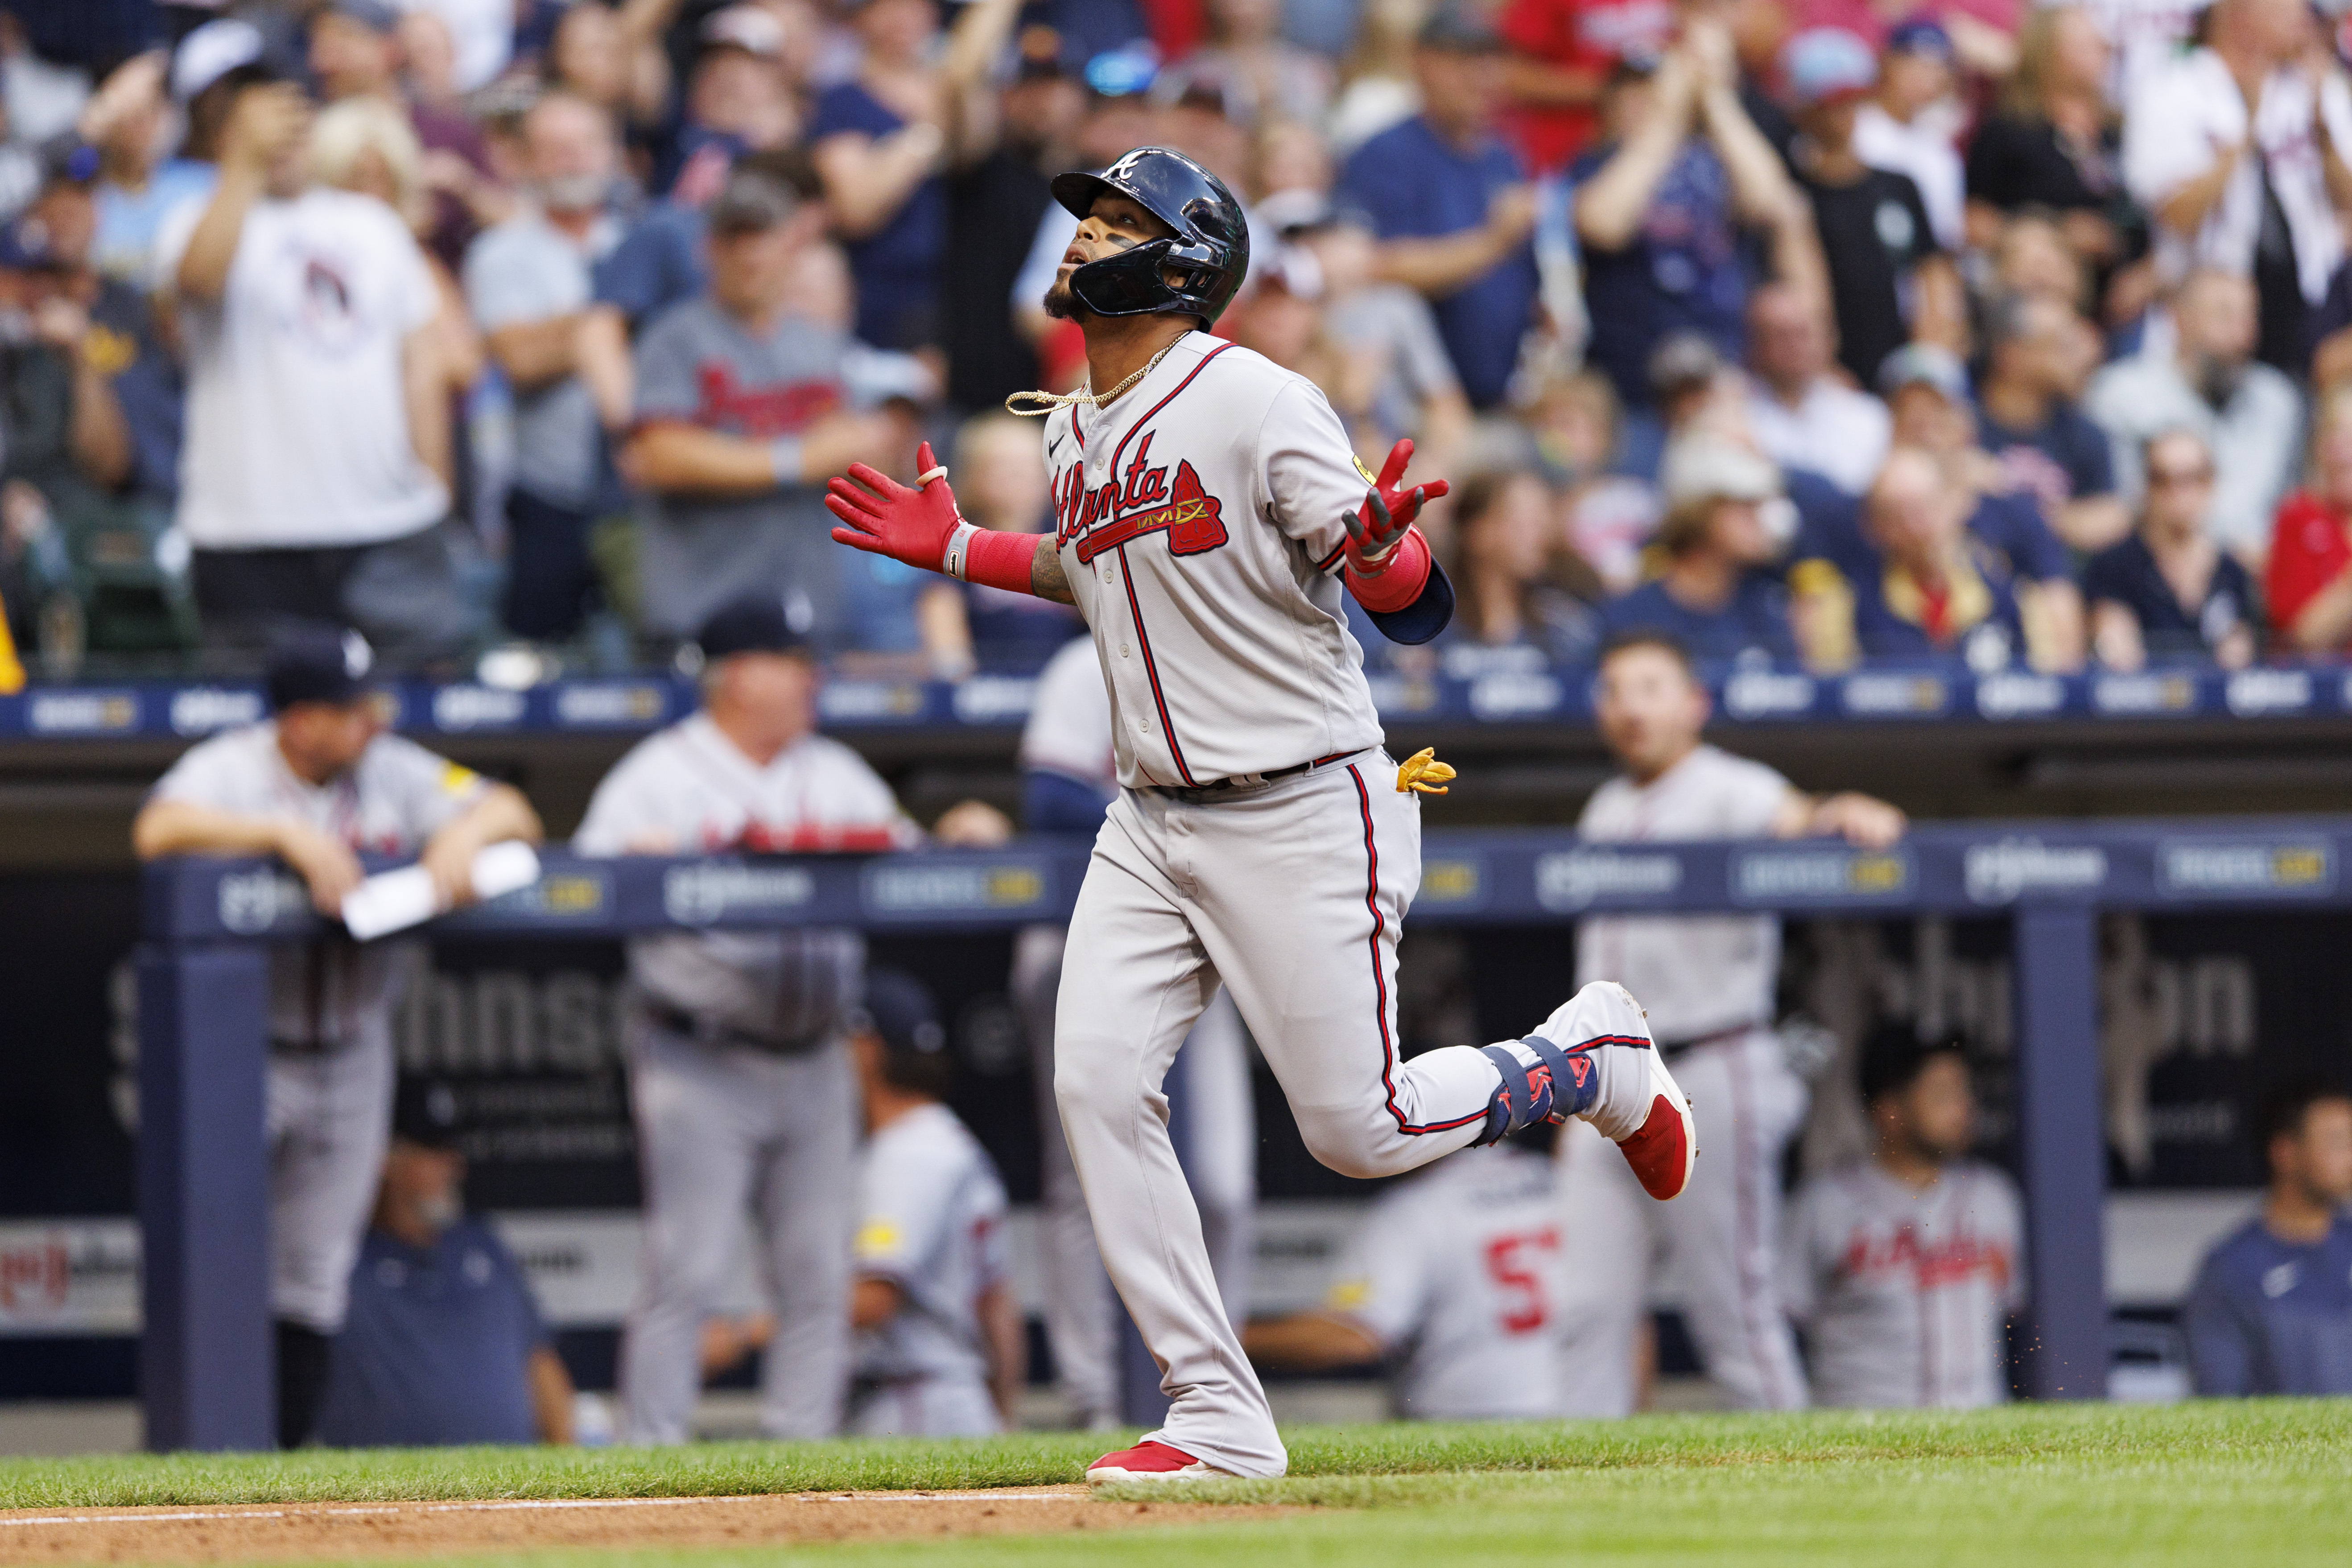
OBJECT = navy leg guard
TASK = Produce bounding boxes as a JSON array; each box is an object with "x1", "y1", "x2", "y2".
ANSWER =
[
  {"x1": 1520, "y1": 1032, "x2": 1599, "y2": 1121},
  {"x1": 1474, "y1": 1044, "x2": 1530, "y2": 1147}
]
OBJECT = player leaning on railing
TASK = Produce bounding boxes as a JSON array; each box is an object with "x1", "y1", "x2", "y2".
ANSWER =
[{"x1": 824, "y1": 146, "x2": 1700, "y2": 1483}]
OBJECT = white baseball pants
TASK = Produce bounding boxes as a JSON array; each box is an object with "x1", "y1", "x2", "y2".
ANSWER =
[
  {"x1": 618, "y1": 1024, "x2": 857, "y2": 1444},
  {"x1": 1015, "y1": 924, "x2": 1257, "y2": 1427},
  {"x1": 1054, "y1": 752, "x2": 1502, "y2": 1477},
  {"x1": 266, "y1": 1030, "x2": 395, "y2": 1333},
  {"x1": 1553, "y1": 1028, "x2": 1809, "y2": 1414}
]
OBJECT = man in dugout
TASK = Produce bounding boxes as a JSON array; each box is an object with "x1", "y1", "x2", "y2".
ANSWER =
[{"x1": 130, "y1": 624, "x2": 542, "y2": 1445}]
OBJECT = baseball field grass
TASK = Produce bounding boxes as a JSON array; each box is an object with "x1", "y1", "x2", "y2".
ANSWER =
[{"x1": 2, "y1": 1399, "x2": 2346, "y2": 1565}]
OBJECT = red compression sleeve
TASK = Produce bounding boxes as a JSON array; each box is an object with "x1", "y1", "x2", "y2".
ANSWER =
[
  {"x1": 1344, "y1": 527, "x2": 1431, "y2": 612},
  {"x1": 963, "y1": 527, "x2": 1048, "y2": 595}
]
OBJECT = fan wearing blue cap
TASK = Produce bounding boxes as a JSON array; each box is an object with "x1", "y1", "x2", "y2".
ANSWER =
[
  {"x1": 845, "y1": 969, "x2": 1022, "y2": 1436},
  {"x1": 130, "y1": 622, "x2": 542, "y2": 1447},
  {"x1": 1783, "y1": 25, "x2": 1964, "y2": 390},
  {"x1": 570, "y1": 592, "x2": 1011, "y2": 1445}
]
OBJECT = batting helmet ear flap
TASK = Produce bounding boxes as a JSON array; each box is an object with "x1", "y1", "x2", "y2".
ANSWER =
[{"x1": 1068, "y1": 235, "x2": 1237, "y2": 321}]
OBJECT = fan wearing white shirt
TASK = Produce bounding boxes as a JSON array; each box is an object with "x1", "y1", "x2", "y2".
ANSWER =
[
  {"x1": 1852, "y1": 21, "x2": 1966, "y2": 252},
  {"x1": 1743, "y1": 282, "x2": 1891, "y2": 496},
  {"x1": 156, "y1": 72, "x2": 453, "y2": 650},
  {"x1": 2121, "y1": 0, "x2": 2352, "y2": 375}
]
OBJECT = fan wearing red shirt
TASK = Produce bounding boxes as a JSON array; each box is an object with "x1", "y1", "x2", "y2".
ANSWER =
[
  {"x1": 1501, "y1": 0, "x2": 1677, "y2": 171},
  {"x1": 2266, "y1": 391, "x2": 2352, "y2": 653}
]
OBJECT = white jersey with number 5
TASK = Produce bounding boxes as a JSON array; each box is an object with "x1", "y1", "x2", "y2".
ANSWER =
[
  {"x1": 1045, "y1": 329, "x2": 1384, "y2": 788},
  {"x1": 1320, "y1": 1144, "x2": 1565, "y2": 1419}
]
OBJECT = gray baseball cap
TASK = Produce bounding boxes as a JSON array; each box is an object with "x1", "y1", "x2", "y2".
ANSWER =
[
  {"x1": 1662, "y1": 433, "x2": 1783, "y2": 506},
  {"x1": 706, "y1": 165, "x2": 800, "y2": 235}
]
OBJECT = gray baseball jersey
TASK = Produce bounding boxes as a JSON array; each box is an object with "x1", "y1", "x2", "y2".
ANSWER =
[
  {"x1": 149, "y1": 721, "x2": 487, "y2": 1047},
  {"x1": 462, "y1": 208, "x2": 613, "y2": 510},
  {"x1": 851, "y1": 1102, "x2": 1010, "y2": 1395},
  {"x1": 631, "y1": 298, "x2": 883, "y2": 641},
  {"x1": 573, "y1": 715, "x2": 916, "y2": 1046},
  {"x1": 148, "y1": 721, "x2": 487, "y2": 1332},
  {"x1": 1575, "y1": 745, "x2": 1795, "y2": 1043},
  {"x1": 1781, "y1": 1159, "x2": 2026, "y2": 1408},
  {"x1": 1044, "y1": 329, "x2": 1385, "y2": 788},
  {"x1": 1037, "y1": 326, "x2": 1525, "y2": 1478},
  {"x1": 1322, "y1": 1144, "x2": 1564, "y2": 1419}
]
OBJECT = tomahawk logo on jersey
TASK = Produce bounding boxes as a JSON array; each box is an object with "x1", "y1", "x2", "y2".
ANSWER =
[
  {"x1": 1044, "y1": 334, "x2": 1392, "y2": 790},
  {"x1": 1059, "y1": 434, "x2": 1230, "y2": 562}
]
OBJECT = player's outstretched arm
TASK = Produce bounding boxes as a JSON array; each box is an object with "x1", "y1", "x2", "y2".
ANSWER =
[
  {"x1": 1342, "y1": 439, "x2": 1453, "y2": 644},
  {"x1": 826, "y1": 440, "x2": 1070, "y2": 600}
]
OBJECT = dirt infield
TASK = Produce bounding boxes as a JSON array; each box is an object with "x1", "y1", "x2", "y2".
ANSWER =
[{"x1": 0, "y1": 1486, "x2": 1288, "y2": 1564}]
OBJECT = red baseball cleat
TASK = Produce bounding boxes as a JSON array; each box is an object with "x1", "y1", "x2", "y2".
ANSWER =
[
  {"x1": 1615, "y1": 1045, "x2": 1698, "y2": 1201},
  {"x1": 1085, "y1": 1440, "x2": 1226, "y2": 1483},
  {"x1": 1529, "y1": 981, "x2": 1700, "y2": 1201}
]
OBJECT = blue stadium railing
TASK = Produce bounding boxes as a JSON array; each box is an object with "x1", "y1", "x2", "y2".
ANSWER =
[
  {"x1": 134, "y1": 818, "x2": 2352, "y2": 1449},
  {"x1": 17, "y1": 657, "x2": 2352, "y2": 744}
]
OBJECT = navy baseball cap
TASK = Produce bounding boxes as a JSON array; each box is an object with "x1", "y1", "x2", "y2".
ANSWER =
[
  {"x1": 1886, "y1": 18, "x2": 1955, "y2": 61},
  {"x1": 1419, "y1": 0, "x2": 1504, "y2": 52},
  {"x1": 694, "y1": 593, "x2": 813, "y2": 660},
  {"x1": 392, "y1": 1077, "x2": 464, "y2": 1148},
  {"x1": 851, "y1": 969, "x2": 947, "y2": 1058},
  {"x1": 328, "y1": 0, "x2": 403, "y2": 33},
  {"x1": 266, "y1": 623, "x2": 376, "y2": 711}
]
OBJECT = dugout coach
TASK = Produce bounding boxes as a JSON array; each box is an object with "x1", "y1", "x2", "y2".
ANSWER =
[{"x1": 130, "y1": 625, "x2": 543, "y2": 1446}]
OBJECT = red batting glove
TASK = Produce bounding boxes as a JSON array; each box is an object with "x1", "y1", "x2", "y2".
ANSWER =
[
  {"x1": 825, "y1": 440, "x2": 961, "y2": 574},
  {"x1": 1343, "y1": 438, "x2": 1450, "y2": 575}
]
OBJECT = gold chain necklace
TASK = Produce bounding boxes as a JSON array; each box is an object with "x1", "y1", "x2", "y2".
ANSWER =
[{"x1": 1004, "y1": 338, "x2": 1181, "y2": 418}]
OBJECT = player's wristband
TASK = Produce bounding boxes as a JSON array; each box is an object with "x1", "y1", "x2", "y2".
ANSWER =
[
  {"x1": 941, "y1": 520, "x2": 981, "y2": 580},
  {"x1": 959, "y1": 527, "x2": 1048, "y2": 595},
  {"x1": 768, "y1": 437, "x2": 805, "y2": 487},
  {"x1": 1345, "y1": 527, "x2": 1431, "y2": 612}
]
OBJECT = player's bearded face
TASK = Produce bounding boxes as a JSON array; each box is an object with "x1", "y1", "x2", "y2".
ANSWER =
[{"x1": 1043, "y1": 197, "x2": 1174, "y2": 320}]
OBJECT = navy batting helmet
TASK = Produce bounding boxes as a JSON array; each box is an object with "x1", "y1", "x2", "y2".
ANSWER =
[{"x1": 1049, "y1": 146, "x2": 1250, "y2": 326}]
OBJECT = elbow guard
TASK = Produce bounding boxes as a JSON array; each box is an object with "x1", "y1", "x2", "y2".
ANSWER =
[{"x1": 1364, "y1": 555, "x2": 1448, "y2": 648}]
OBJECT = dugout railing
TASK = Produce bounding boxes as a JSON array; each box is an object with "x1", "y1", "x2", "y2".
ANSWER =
[{"x1": 136, "y1": 818, "x2": 2351, "y2": 1450}]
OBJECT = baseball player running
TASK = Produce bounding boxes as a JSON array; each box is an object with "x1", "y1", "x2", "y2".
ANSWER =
[
  {"x1": 845, "y1": 970, "x2": 1024, "y2": 1436},
  {"x1": 573, "y1": 594, "x2": 1007, "y2": 1444},
  {"x1": 1556, "y1": 631, "x2": 1906, "y2": 1415},
  {"x1": 1015, "y1": 632, "x2": 1258, "y2": 1428},
  {"x1": 130, "y1": 626, "x2": 543, "y2": 1447},
  {"x1": 826, "y1": 146, "x2": 1698, "y2": 1481},
  {"x1": 1243, "y1": 1139, "x2": 1568, "y2": 1420}
]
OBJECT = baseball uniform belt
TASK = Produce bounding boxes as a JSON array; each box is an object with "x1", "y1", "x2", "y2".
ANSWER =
[
  {"x1": 1147, "y1": 750, "x2": 1357, "y2": 804},
  {"x1": 640, "y1": 999, "x2": 831, "y2": 1057},
  {"x1": 1655, "y1": 1020, "x2": 1767, "y2": 1062}
]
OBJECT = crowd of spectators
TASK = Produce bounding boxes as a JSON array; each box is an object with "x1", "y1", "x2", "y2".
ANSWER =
[{"x1": 16, "y1": 0, "x2": 2352, "y2": 685}]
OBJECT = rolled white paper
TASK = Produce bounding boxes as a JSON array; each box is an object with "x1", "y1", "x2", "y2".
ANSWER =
[{"x1": 340, "y1": 841, "x2": 543, "y2": 941}]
